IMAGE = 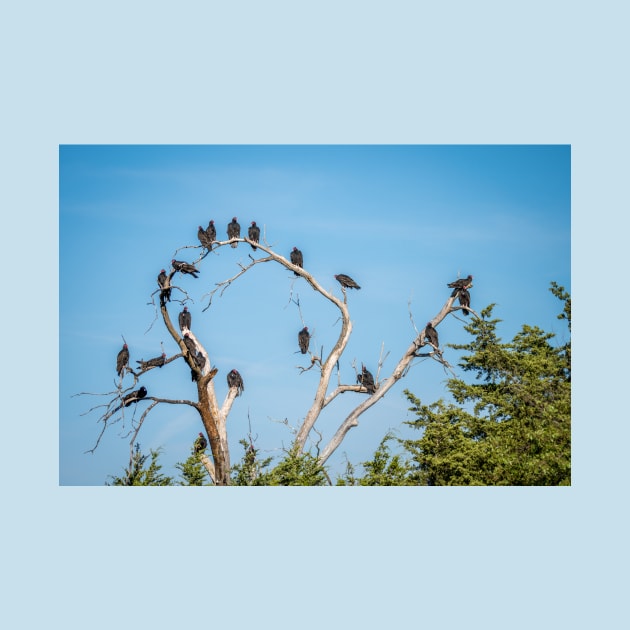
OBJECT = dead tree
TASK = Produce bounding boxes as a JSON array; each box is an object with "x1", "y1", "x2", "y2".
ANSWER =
[{"x1": 81, "y1": 229, "x2": 476, "y2": 485}]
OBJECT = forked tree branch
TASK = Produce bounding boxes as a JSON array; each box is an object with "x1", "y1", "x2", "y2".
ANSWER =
[{"x1": 317, "y1": 293, "x2": 463, "y2": 464}]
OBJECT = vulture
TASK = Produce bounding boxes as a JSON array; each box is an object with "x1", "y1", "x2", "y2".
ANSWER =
[
  {"x1": 157, "y1": 269, "x2": 172, "y2": 306},
  {"x1": 248, "y1": 221, "x2": 260, "y2": 250},
  {"x1": 171, "y1": 259, "x2": 199, "y2": 278},
  {"x1": 198, "y1": 225, "x2": 212, "y2": 250},
  {"x1": 136, "y1": 353, "x2": 167, "y2": 370},
  {"x1": 458, "y1": 287, "x2": 471, "y2": 316},
  {"x1": 227, "y1": 217, "x2": 240, "y2": 248},
  {"x1": 424, "y1": 322, "x2": 439, "y2": 349},
  {"x1": 183, "y1": 333, "x2": 197, "y2": 358},
  {"x1": 335, "y1": 274, "x2": 361, "y2": 290},
  {"x1": 116, "y1": 344, "x2": 129, "y2": 377},
  {"x1": 245, "y1": 443, "x2": 257, "y2": 466},
  {"x1": 227, "y1": 369, "x2": 244, "y2": 396},
  {"x1": 206, "y1": 220, "x2": 217, "y2": 248},
  {"x1": 447, "y1": 274, "x2": 473, "y2": 297},
  {"x1": 290, "y1": 247, "x2": 303, "y2": 275},
  {"x1": 298, "y1": 326, "x2": 310, "y2": 354},
  {"x1": 357, "y1": 364, "x2": 376, "y2": 394},
  {"x1": 191, "y1": 351, "x2": 206, "y2": 382},
  {"x1": 179, "y1": 306, "x2": 192, "y2": 331},
  {"x1": 122, "y1": 386, "x2": 147, "y2": 408},
  {"x1": 194, "y1": 432, "x2": 208, "y2": 453}
]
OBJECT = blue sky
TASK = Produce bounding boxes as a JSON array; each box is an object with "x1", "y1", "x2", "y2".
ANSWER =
[{"x1": 60, "y1": 144, "x2": 570, "y2": 485}]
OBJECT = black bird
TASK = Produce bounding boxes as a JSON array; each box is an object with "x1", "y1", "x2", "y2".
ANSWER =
[
  {"x1": 290, "y1": 247, "x2": 303, "y2": 275},
  {"x1": 183, "y1": 333, "x2": 197, "y2": 358},
  {"x1": 335, "y1": 274, "x2": 361, "y2": 290},
  {"x1": 298, "y1": 326, "x2": 310, "y2": 354},
  {"x1": 122, "y1": 386, "x2": 147, "y2": 407},
  {"x1": 179, "y1": 306, "x2": 192, "y2": 331},
  {"x1": 116, "y1": 344, "x2": 129, "y2": 377},
  {"x1": 357, "y1": 364, "x2": 376, "y2": 394},
  {"x1": 447, "y1": 274, "x2": 473, "y2": 297},
  {"x1": 198, "y1": 225, "x2": 212, "y2": 250},
  {"x1": 425, "y1": 322, "x2": 439, "y2": 349},
  {"x1": 227, "y1": 369, "x2": 244, "y2": 396},
  {"x1": 191, "y1": 351, "x2": 206, "y2": 382},
  {"x1": 157, "y1": 269, "x2": 172, "y2": 306},
  {"x1": 206, "y1": 220, "x2": 217, "y2": 248},
  {"x1": 227, "y1": 217, "x2": 240, "y2": 248},
  {"x1": 172, "y1": 259, "x2": 199, "y2": 278},
  {"x1": 248, "y1": 221, "x2": 260, "y2": 250},
  {"x1": 194, "y1": 432, "x2": 208, "y2": 453},
  {"x1": 458, "y1": 288, "x2": 471, "y2": 316},
  {"x1": 136, "y1": 353, "x2": 167, "y2": 370}
]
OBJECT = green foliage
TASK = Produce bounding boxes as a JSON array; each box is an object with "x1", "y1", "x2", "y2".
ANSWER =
[
  {"x1": 175, "y1": 448, "x2": 212, "y2": 486},
  {"x1": 336, "y1": 433, "x2": 413, "y2": 485},
  {"x1": 231, "y1": 440, "x2": 329, "y2": 486},
  {"x1": 107, "y1": 444, "x2": 174, "y2": 486},
  {"x1": 230, "y1": 439, "x2": 274, "y2": 486},
  {"x1": 402, "y1": 284, "x2": 571, "y2": 485}
]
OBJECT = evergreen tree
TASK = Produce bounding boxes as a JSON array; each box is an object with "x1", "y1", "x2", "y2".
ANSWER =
[
  {"x1": 231, "y1": 441, "x2": 329, "y2": 486},
  {"x1": 107, "y1": 444, "x2": 174, "y2": 486},
  {"x1": 336, "y1": 433, "x2": 413, "y2": 485},
  {"x1": 175, "y1": 448, "x2": 213, "y2": 486},
  {"x1": 401, "y1": 284, "x2": 571, "y2": 485}
]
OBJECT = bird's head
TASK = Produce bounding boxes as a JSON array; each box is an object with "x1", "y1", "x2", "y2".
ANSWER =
[
  {"x1": 232, "y1": 217, "x2": 237, "y2": 222},
  {"x1": 160, "y1": 269, "x2": 165, "y2": 273},
  {"x1": 123, "y1": 343, "x2": 128, "y2": 349},
  {"x1": 210, "y1": 220, "x2": 214, "y2": 225},
  {"x1": 251, "y1": 221, "x2": 256, "y2": 226},
  {"x1": 183, "y1": 306, "x2": 188, "y2": 312}
]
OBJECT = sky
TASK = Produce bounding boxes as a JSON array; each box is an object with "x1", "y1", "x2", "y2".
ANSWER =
[{"x1": 59, "y1": 144, "x2": 571, "y2": 485}]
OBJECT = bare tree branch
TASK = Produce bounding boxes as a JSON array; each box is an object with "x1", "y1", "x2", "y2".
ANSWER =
[{"x1": 317, "y1": 293, "x2": 461, "y2": 464}]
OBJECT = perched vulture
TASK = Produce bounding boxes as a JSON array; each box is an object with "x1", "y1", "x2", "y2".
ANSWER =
[
  {"x1": 227, "y1": 217, "x2": 240, "y2": 248},
  {"x1": 447, "y1": 274, "x2": 473, "y2": 297},
  {"x1": 122, "y1": 386, "x2": 147, "y2": 407},
  {"x1": 136, "y1": 353, "x2": 167, "y2": 370},
  {"x1": 194, "y1": 432, "x2": 208, "y2": 453},
  {"x1": 335, "y1": 274, "x2": 361, "y2": 290},
  {"x1": 198, "y1": 225, "x2": 212, "y2": 250},
  {"x1": 116, "y1": 344, "x2": 129, "y2": 377},
  {"x1": 206, "y1": 220, "x2": 217, "y2": 248},
  {"x1": 191, "y1": 351, "x2": 206, "y2": 382},
  {"x1": 298, "y1": 326, "x2": 310, "y2": 354},
  {"x1": 171, "y1": 259, "x2": 200, "y2": 278},
  {"x1": 248, "y1": 221, "x2": 260, "y2": 250},
  {"x1": 458, "y1": 288, "x2": 471, "y2": 316},
  {"x1": 183, "y1": 333, "x2": 197, "y2": 358},
  {"x1": 157, "y1": 269, "x2": 172, "y2": 306},
  {"x1": 227, "y1": 369, "x2": 244, "y2": 396},
  {"x1": 290, "y1": 247, "x2": 303, "y2": 276},
  {"x1": 425, "y1": 322, "x2": 439, "y2": 349},
  {"x1": 179, "y1": 306, "x2": 192, "y2": 331},
  {"x1": 357, "y1": 365, "x2": 376, "y2": 394},
  {"x1": 245, "y1": 443, "x2": 257, "y2": 466}
]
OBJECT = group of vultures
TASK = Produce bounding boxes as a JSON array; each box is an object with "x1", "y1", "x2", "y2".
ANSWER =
[{"x1": 115, "y1": 215, "x2": 474, "y2": 452}]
